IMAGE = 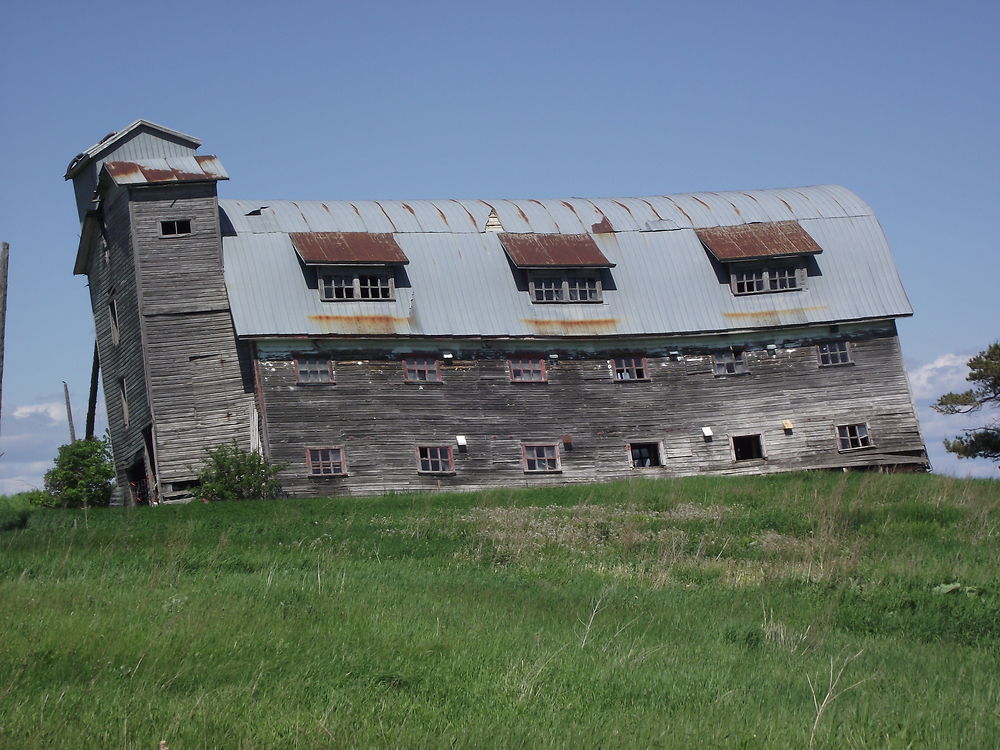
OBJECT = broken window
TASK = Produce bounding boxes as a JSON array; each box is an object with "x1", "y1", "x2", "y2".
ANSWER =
[
  {"x1": 295, "y1": 355, "x2": 333, "y2": 384},
  {"x1": 160, "y1": 219, "x2": 192, "y2": 237},
  {"x1": 319, "y1": 269, "x2": 394, "y2": 301},
  {"x1": 522, "y1": 443, "x2": 561, "y2": 472},
  {"x1": 528, "y1": 272, "x2": 603, "y2": 303},
  {"x1": 403, "y1": 357, "x2": 441, "y2": 382},
  {"x1": 509, "y1": 358, "x2": 547, "y2": 383},
  {"x1": 732, "y1": 434, "x2": 764, "y2": 461},
  {"x1": 629, "y1": 442, "x2": 662, "y2": 468},
  {"x1": 818, "y1": 341, "x2": 852, "y2": 366},
  {"x1": 307, "y1": 447, "x2": 347, "y2": 476},
  {"x1": 837, "y1": 423, "x2": 871, "y2": 451},
  {"x1": 417, "y1": 446, "x2": 454, "y2": 473},
  {"x1": 713, "y1": 351, "x2": 748, "y2": 376},
  {"x1": 730, "y1": 264, "x2": 803, "y2": 295},
  {"x1": 611, "y1": 357, "x2": 648, "y2": 381}
]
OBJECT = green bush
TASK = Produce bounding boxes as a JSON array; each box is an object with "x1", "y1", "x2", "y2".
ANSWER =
[
  {"x1": 197, "y1": 443, "x2": 284, "y2": 502},
  {"x1": 43, "y1": 439, "x2": 115, "y2": 508}
]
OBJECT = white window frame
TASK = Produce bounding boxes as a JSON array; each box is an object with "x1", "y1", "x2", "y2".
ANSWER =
[
  {"x1": 319, "y1": 267, "x2": 395, "y2": 301},
  {"x1": 528, "y1": 271, "x2": 603, "y2": 303},
  {"x1": 729, "y1": 262, "x2": 806, "y2": 295},
  {"x1": 836, "y1": 423, "x2": 872, "y2": 451}
]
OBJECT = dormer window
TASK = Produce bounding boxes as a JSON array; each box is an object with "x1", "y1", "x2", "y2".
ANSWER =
[
  {"x1": 319, "y1": 269, "x2": 394, "y2": 301},
  {"x1": 730, "y1": 263, "x2": 805, "y2": 295},
  {"x1": 696, "y1": 221, "x2": 821, "y2": 296},
  {"x1": 528, "y1": 272, "x2": 603, "y2": 303},
  {"x1": 289, "y1": 231, "x2": 409, "y2": 302},
  {"x1": 498, "y1": 232, "x2": 614, "y2": 305}
]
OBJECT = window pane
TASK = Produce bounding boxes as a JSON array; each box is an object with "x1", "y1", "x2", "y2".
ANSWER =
[
  {"x1": 418, "y1": 446, "x2": 452, "y2": 472},
  {"x1": 403, "y1": 357, "x2": 440, "y2": 382},
  {"x1": 612, "y1": 357, "x2": 646, "y2": 380},
  {"x1": 510, "y1": 358, "x2": 546, "y2": 382},
  {"x1": 818, "y1": 341, "x2": 851, "y2": 366},
  {"x1": 358, "y1": 274, "x2": 391, "y2": 299},
  {"x1": 308, "y1": 447, "x2": 344, "y2": 475},
  {"x1": 297, "y1": 356, "x2": 332, "y2": 383}
]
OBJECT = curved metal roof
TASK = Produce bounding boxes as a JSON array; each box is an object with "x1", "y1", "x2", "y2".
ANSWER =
[{"x1": 220, "y1": 185, "x2": 911, "y2": 340}]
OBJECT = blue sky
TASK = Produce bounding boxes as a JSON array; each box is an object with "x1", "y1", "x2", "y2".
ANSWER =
[{"x1": 1, "y1": 0, "x2": 997, "y2": 491}]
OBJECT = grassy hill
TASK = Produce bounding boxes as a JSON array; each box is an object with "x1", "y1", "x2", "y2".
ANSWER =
[{"x1": 1, "y1": 472, "x2": 997, "y2": 749}]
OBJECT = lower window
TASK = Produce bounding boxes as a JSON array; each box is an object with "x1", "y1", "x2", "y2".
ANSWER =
[
  {"x1": 714, "y1": 351, "x2": 748, "y2": 376},
  {"x1": 611, "y1": 357, "x2": 648, "y2": 381},
  {"x1": 307, "y1": 447, "x2": 347, "y2": 476},
  {"x1": 732, "y1": 434, "x2": 764, "y2": 461},
  {"x1": 417, "y1": 445, "x2": 454, "y2": 473},
  {"x1": 522, "y1": 443, "x2": 561, "y2": 472},
  {"x1": 837, "y1": 423, "x2": 871, "y2": 450},
  {"x1": 629, "y1": 442, "x2": 662, "y2": 468}
]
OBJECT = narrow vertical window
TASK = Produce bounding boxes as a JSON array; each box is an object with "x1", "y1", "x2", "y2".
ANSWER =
[
  {"x1": 108, "y1": 297, "x2": 120, "y2": 346},
  {"x1": 119, "y1": 378, "x2": 130, "y2": 428}
]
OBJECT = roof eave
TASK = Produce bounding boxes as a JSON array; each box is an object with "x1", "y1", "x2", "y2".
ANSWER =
[{"x1": 64, "y1": 119, "x2": 202, "y2": 179}]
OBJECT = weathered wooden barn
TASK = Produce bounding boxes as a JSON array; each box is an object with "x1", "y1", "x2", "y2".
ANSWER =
[{"x1": 66, "y1": 120, "x2": 927, "y2": 501}]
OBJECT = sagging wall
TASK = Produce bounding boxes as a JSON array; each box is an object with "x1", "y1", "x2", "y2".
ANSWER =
[
  {"x1": 127, "y1": 183, "x2": 255, "y2": 493},
  {"x1": 254, "y1": 321, "x2": 926, "y2": 497}
]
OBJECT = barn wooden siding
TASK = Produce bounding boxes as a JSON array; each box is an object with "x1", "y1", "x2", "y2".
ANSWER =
[
  {"x1": 254, "y1": 322, "x2": 925, "y2": 497},
  {"x1": 128, "y1": 184, "x2": 255, "y2": 491}
]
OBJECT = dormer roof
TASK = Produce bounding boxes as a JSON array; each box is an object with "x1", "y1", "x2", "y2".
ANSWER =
[{"x1": 64, "y1": 120, "x2": 201, "y2": 179}]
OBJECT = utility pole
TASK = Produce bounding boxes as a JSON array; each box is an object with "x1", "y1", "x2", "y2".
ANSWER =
[
  {"x1": 0, "y1": 241, "x2": 8, "y2": 439},
  {"x1": 63, "y1": 381, "x2": 76, "y2": 442}
]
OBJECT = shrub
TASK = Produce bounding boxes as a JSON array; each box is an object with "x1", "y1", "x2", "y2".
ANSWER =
[
  {"x1": 43, "y1": 439, "x2": 115, "y2": 508},
  {"x1": 197, "y1": 443, "x2": 284, "y2": 502}
]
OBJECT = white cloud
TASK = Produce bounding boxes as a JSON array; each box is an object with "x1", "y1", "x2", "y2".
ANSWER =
[
  {"x1": 12, "y1": 402, "x2": 66, "y2": 424},
  {"x1": 907, "y1": 353, "x2": 970, "y2": 402}
]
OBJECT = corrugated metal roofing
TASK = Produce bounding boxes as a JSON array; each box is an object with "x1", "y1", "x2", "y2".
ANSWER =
[
  {"x1": 221, "y1": 185, "x2": 912, "y2": 340},
  {"x1": 102, "y1": 155, "x2": 228, "y2": 185},
  {"x1": 499, "y1": 233, "x2": 614, "y2": 268},
  {"x1": 290, "y1": 232, "x2": 409, "y2": 265},
  {"x1": 65, "y1": 120, "x2": 201, "y2": 179},
  {"x1": 696, "y1": 221, "x2": 823, "y2": 261}
]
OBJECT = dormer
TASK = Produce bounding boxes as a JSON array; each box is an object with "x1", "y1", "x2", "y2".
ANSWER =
[
  {"x1": 290, "y1": 232, "x2": 410, "y2": 302},
  {"x1": 696, "y1": 220, "x2": 822, "y2": 295},
  {"x1": 64, "y1": 120, "x2": 202, "y2": 223},
  {"x1": 498, "y1": 233, "x2": 615, "y2": 303}
]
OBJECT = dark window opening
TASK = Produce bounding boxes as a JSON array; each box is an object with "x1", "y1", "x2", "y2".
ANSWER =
[
  {"x1": 837, "y1": 423, "x2": 871, "y2": 450},
  {"x1": 528, "y1": 272, "x2": 603, "y2": 303},
  {"x1": 160, "y1": 219, "x2": 192, "y2": 237},
  {"x1": 612, "y1": 357, "x2": 648, "y2": 381},
  {"x1": 818, "y1": 341, "x2": 852, "y2": 366},
  {"x1": 732, "y1": 434, "x2": 764, "y2": 461},
  {"x1": 522, "y1": 443, "x2": 561, "y2": 472},
  {"x1": 319, "y1": 270, "x2": 394, "y2": 301},
  {"x1": 714, "y1": 351, "x2": 748, "y2": 376},
  {"x1": 629, "y1": 443, "x2": 662, "y2": 468},
  {"x1": 403, "y1": 357, "x2": 441, "y2": 382}
]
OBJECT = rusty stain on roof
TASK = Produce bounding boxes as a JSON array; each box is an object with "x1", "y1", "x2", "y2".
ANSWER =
[
  {"x1": 290, "y1": 232, "x2": 410, "y2": 265},
  {"x1": 308, "y1": 314, "x2": 411, "y2": 335},
  {"x1": 696, "y1": 221, "x2": 823, "y2": 261},
  {"x1": 722, "y1": 306, "x2": 827, "y2": 320},
  {"x1": 499, "y1": 233, "x2": 615, "y2": 268},
  {"x1": 521, "y1": 318, "x2": 619, "y2": 334},
  {"x1": 103, "y1": 155, "x2": 228, "y2": 185}
]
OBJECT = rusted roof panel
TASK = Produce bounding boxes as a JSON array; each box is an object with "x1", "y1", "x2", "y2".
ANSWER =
[
  {"x1": 695, "y1": 221, "x2": 823, "y2": 261},
  {"x1": 289, "y1": 232, "x2": 409, "y2": 265},
  {"x1": 103, "y1": 155, "x2": 228, "y2": 185},
  {"x1": 499, "y1": 233, "x2": 615, "y2": 268}
]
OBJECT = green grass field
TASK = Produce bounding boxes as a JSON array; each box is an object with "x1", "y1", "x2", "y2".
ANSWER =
[{"x1": 1, "y1": 472, "x2": 997, "y2": 749}]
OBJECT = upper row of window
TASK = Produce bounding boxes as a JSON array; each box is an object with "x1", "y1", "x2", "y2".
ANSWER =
[{"x1": 293, "y1": 342, "x2": 853, "y2": 384}]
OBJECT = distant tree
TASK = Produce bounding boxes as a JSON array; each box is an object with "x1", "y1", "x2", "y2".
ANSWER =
[
  {"x1": 931, "y1": 343, "x2": 1000, "y2": 462},
  {"x1": 44, "y1": 438, "x2": 115, "y2": 508},
  {"x1": 197, "y1": 442, "x2": 284, "y2": 502}
]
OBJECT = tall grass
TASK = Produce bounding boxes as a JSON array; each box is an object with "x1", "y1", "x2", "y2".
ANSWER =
[{"x1": 0, "y1": 472, "x2": 997, "y2": 748}]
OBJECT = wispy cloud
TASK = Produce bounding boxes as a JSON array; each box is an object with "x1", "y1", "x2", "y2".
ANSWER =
[
  {"x1": 907, "y1": 353, "x2": 970, "y2": 402},
  {"x1": 12, "y1": 402, "x2": 66, "y2": 424}
]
